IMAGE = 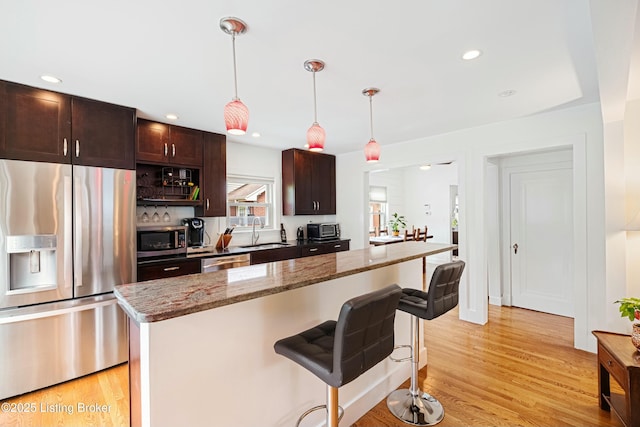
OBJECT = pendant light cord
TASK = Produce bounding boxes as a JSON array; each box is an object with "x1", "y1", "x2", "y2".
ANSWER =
[
  {"x1": 232, "y1": 32, "x2": 239, "y2": 100},
  {"x1": 312, "y1": 71, "x2": 318, "y2": 124},
  {"x1": 369, "y1": 94, "x2": 374, "y2": 140}
]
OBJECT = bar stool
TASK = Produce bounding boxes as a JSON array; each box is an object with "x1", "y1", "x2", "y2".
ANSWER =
[
  {"x1": 274, "y1": 284, "x2": 402, "y2": 427},
  {"x1": 387, "y1": 260, "x2": 465, "y2": 426}
]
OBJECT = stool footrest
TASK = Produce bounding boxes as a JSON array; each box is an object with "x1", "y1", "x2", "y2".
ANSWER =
[
  {"x1": 389, "y1": 344, "x2": 413, "y2": 362},
  {"x1": 295, "y1": 404, "x2": 344, "y2": 427}
]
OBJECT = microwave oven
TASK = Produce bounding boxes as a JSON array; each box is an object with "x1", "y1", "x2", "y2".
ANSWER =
[
  {"x1": 307, "y1": 223, "x2": 340, "y2": 241},
  {"x1": 137, "y1": 225, "x2": 188, "y2": 259}
]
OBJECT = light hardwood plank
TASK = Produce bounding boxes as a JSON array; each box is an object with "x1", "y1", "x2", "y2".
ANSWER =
[{"x1": 0, "y1": 363, "x2": 129, "y2": 427}]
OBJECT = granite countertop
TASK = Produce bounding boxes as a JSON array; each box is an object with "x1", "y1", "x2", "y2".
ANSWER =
[{"x1": 116, "y1": 241, "x2": 456, "y2": 323}]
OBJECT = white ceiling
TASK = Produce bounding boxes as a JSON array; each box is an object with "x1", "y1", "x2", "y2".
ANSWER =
[{"x1": 0, "y1": 1, "x2": 608, "y2": 156}]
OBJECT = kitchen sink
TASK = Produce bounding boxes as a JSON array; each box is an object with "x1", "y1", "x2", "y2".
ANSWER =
[{"x1": 240, "y1": 242, "x2": 291, "y2": 249}]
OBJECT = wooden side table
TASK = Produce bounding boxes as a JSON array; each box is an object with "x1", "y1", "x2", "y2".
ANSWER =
[{"x1": 592, "y1": 331, "x2": 640, "y2": 427}]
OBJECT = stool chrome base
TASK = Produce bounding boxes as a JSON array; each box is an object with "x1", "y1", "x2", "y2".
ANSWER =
[{"x1": 386, "y1": 389, "x2": 444, "y2": 426}]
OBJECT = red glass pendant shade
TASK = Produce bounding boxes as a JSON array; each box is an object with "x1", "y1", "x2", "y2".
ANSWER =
[
  {"x1": 224, "y1": 99, "x2": 249, "y2": 135},
  {"x1": 364, "y1": 138, "x2": 380, "y2": 162},
  {"x1": 307, "y1": 123, "x2": 325, "y2": 152}
]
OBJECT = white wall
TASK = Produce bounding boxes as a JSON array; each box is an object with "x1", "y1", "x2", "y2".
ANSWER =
[
  {"x1": 336, "y1": 102, "x2": 605, "y2": 351},
  {"x1": 402, "y1": 164, "x2": 458, "y2": 248}
]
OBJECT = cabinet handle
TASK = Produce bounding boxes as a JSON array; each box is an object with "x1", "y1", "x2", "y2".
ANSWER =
[
  {"x1": 309, "y1": 248, "x2": 318, "y2": 252},
  {"x1": 164, "y1": 143, "x2": 168, "y2": 157},
  {"x1": 172, "y1": 143, "x2": 176, "y2": 157},
  {"x1": 206, "y1": 198, "x2": 210, "y2": 210},
  {"x1": 63, "y1": 138, "x2": 68, "y2": 156},
  {"x1": 75, "y1": 140, "x2": 80, "y2": 157},
  {"x1": 607, "y1": 360, "x2": 612, "y2": 367},
  {"x1": 163, "y1": 266, "x2": 180, "y2": 272},
  {"x1": 334, "y1": 244, "x2": 341, "y2": 248},
  {"x1": 317, "y1": 201, "x2": 320, "y2": 210}
]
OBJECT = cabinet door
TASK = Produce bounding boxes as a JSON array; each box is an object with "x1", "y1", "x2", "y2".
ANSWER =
[
  {"x1": 71, "y1": 97, "x2": 135, "y2": 169},
  {"x1": 137, "y1": 259, "x2": 201, "y2": 282},
  {"x1": 282, "y1": 149, "x2": 314, "y2": 215},
  {"x1": 300, "y1": 240, "x2": 349, "y2": 257},
  {"x1": 136, "y1": 119, "x2": 170, "y2": 164},
  {"x1": 0, "y1": 81, "x2": 71, "y2": 163},
  {"x1": 196, "y1": 132, "x2": 227, "y2": 217},
  {"x1": 250, "y1": 246, "x2": 300, "y2": 265},
  {"x1": 169, "y1": 126, "x2": 203, "y2": 167},
  {"x1": 313, "y1": 153, "x2": 336, "y2": 214}
]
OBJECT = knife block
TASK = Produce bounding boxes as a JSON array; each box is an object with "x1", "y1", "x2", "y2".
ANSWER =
[{"x1": 215, "y1": 234, "x2": 232, "y2": 250}]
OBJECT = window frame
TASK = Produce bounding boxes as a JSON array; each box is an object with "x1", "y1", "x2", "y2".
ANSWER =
[{"x1": 226, "y1": 175, "x2": 275, "y2": 231}]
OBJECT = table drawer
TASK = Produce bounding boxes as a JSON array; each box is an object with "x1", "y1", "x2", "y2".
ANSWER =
[{"x1": 599, "y1": 343, "x2": 628, "y2": 390}]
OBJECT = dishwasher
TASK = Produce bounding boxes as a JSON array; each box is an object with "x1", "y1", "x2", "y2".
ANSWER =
[{"x1": 201, "y1": 253, "x2": 251, "y2": 273}]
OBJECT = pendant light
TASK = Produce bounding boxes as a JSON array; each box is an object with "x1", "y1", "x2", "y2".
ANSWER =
[
  {"x1": 363, "y1": 87, "x2": 381, "y2": 162},
  {"x1": 304, "y1": 59, "x2": 326, "y2": 152},
  {"x1": 220, "y1": 17, "x2": 249, "y2": 135}
]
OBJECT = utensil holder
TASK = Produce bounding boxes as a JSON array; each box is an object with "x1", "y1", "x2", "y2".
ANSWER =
[{"x1": 215, "y1": 234, "x2": 232, "y2": 250}]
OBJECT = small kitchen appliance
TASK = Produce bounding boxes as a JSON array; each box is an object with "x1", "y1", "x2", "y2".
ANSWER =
[
  {"x1": 182, "y1": 217, "x2": 205, "y2": 247},
  {"x1": 307, "y1": 223, "x2": 340, "y2": 241},
  {"x1": 137, "y1": 225, "x2": 187, "y2": 259}
]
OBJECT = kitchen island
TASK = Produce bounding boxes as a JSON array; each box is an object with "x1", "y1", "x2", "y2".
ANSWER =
[{"x1": 115, "y1": 241, "x2": 456, "y2": 427}]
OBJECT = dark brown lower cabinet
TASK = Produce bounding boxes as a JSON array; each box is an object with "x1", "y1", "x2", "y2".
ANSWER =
[
  {"x1": 300, "y1": 240, "x2": 349, "y2": 257},
  {"x1": 250, "y1": 246, "x2": 300, "y2": 265},
  {"x1": 137, "y1": 258, "x2": 201, "y2": 282}
]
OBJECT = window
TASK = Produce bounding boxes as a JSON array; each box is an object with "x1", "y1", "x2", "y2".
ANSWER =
[
  {"x1": 227, "y1": 176, "x2": 274, "y2": 230},
  {"x1": 369, "y1": 186, "x2": 387, "y2": 234}
]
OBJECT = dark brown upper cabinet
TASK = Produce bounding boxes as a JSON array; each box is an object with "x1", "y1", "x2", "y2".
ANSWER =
[
  {"x1": 136, "y1": 119, "x2": 203, "y2": 168},
  {"x1": 195, "y1": 132, "x2": 227, "y2": 217},
  {"x1": 0, "y1": 80, "x2": 135, "y2": 169},
  {"x1": 282, "y1": 148, "x2": 336, "y2": 215}
]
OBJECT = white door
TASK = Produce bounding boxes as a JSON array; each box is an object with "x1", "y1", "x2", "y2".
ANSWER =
[{"x1": 510, "y1": 168, "x2": 573, "y2": 317}]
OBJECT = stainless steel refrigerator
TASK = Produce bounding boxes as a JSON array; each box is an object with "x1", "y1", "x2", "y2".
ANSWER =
[{"x1": 0, "y1": 159, "x2": 135, "y2": 400}]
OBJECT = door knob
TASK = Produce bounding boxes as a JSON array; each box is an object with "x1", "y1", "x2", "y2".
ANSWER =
[{"x1": 513, "y1": 243, "x2": 518, "y2": 254}]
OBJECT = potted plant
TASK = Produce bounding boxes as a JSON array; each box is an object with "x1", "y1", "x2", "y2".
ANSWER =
[
  {"x1": 614, "y1": 297, "x2": 640, "y2": 350},
  {"x1": 389, "y1": 213, "x2": 407, "y2": 236}
]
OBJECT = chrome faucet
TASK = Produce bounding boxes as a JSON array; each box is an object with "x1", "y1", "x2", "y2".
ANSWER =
[{"x1": 251, "y1": 217, "x2": 263, "y2": 245}]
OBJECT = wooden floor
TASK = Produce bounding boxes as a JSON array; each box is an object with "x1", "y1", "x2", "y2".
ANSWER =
[
  {"x1": 353, "y1": 305, "x2": 624, "y2": 427},
  {"x1": 0, "y1": 305, "x2": 624, "y2": 427}
]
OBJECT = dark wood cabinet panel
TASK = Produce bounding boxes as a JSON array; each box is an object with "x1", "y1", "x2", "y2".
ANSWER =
[
  {"x1": 0, "y1": 80, "x2": 135, "y2": 169},
  {"x1": 196, "y1": 132, "x2": 226, "y2": 217},
  {"x1": 137, "y1": 258, "x2": 201, "y2": 282},
  {"x1": 300, "y1": 240, "x2": 349, "y2": 257},
  {"x1": 136, "y1": 119, "x2": 203, "y2": 167},
  {"x1": 250, "y1": 246, "x2": 300, "y2": 265},
  {"x1": 0, "y1": 80, "x2": 71, "y2": 163},
  {"x1": 170, "y1": 126, "x2": 203, "y2": 167},
  {"x1": 282, "y1": 148, "x2": 336, "y2": 215},
  {"x1": 71, "y1": 97, "x2": 135, "y2": 169},
  {"x1": 136, "y1": 119, "x2": 170, "y2": 164}
]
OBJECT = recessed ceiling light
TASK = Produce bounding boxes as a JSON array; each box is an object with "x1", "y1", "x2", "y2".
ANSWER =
[
  {"x1": 498, "y1": 89, "x2": 517, "y2": 97},
  {"x1": 419, "y1": 165, "x2": 432, "y2": 171},
  {"x1": 40, "y1": 75, "x2": 61, "y2": 84},
  {"x1": 165, "y1": 114, "x2": 179, "y2": 120},
  {"x1": 252, "y1": 132, "x2": 261, "y2": 138},
  {"x1": 462, "y1": 50, "x2": 482, "y2": 60}
]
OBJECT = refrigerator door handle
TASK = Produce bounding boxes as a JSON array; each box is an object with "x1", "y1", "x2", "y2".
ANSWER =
[
  {"x1": 64, "y1": 172, "x2": 73, "y2": 290},
  {"x1": 73, "y1": 174, "x2": 83, "y2": 288}
]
